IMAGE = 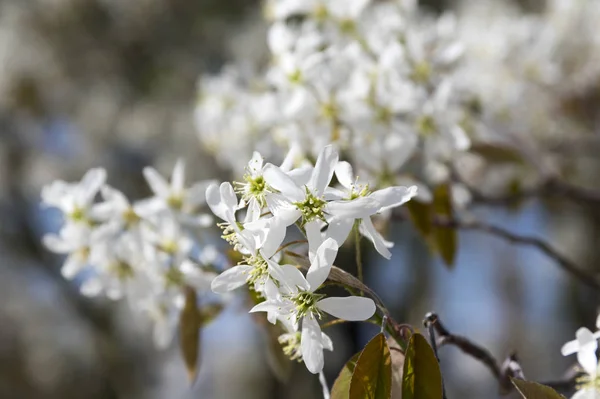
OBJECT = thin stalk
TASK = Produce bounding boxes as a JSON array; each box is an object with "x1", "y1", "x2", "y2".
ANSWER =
[{"x1": 354, "y1": 222, "x2": 363, "y2": 282}]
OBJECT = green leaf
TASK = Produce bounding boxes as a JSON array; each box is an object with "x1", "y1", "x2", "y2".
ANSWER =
[
  {"x1": 406, "y1": 200, "x2": 433, "y2": 237},
  {"x1": 331, "y1": 353, "x2": 360, "y2": 399},
  {"x1": 432, "y1": 184, "x2": 457, "y2": 268},
  {"x1": 511, "y1": 378, "x2": 566, "y2": 399},
  {"x1": 402, "y1": 333, "x2": 443, "y2": 399},
  {"x1": 470, "y1": 143, "x2": 524, "y2": 164},
  {"x1": 199, "y1": 303, "x2": 224, "y2": 325},
  {"x1": 349, "y1": 333, "x2": 392, "y2": 399},
  {"x1": 179, "y1": 287, "x2": 202, "y2": 383}
]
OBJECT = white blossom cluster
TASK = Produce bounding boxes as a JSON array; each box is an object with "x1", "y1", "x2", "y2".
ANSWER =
[
  {"x1": 562, "y1": 315, "x2": 600, "y2": 398},
  {"x1": 195, "y1": 0, "x2": 468, "y2": 204},
  {"x1": 41, "y1": 162, "x2": 219, "y2": 348},
  {"x1": 207, "y1": 145, "x2": 416, "y2": 374},
  {"x1": 195, "y1": 0, "x2": 600, "y2": 203}
]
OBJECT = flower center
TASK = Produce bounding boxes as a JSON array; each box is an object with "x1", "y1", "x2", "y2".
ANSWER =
[
  {"x1": 576, "y1": 372, "x2": 600, "y2": 392},
  {"x1": 122, "y1": 208, "x2": 140, "y2": 227},
  {"x1": 411, "y1": 61, "x2": 431, "y2": 84},
  {"x1": 290, "y1": 290, "x2": 325, "y2": 319},
  {"x1": 109, "y1": 261, "x2": 135, "y2": 280},
  {"x1": 278, "y1": 332, "x2": 303, "y2": 362},
  {"x1": 236, "y1": 174, "x2": 270, "y2": 207},
  {"x1": 246, "y1": 255, "x2": 270, "y2": 286},
  {"x1": 416, "y1": 115, "x2": 437, "y2": 136},
  {"x1": 167, "y1": 195, "x2": 184, "y2": 210},
  {"x1": 294, "y1": 189, "x2": 327, "y2": 224}
]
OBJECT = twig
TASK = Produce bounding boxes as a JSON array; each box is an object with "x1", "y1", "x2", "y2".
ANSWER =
[
  {"x1": 424, "y1": 313, "x2": 582, "y2": 396},
  {"x1": 432, "y1": 215, "x2": 600, "y2": 290},
  {"x1": 354, "y1": 222, "x2": 364, "y2": 282}
]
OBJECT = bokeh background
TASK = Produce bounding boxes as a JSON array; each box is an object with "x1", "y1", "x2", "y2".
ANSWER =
[{"x1": 0, "y1": 0, "x2": 598, "y2": 398}]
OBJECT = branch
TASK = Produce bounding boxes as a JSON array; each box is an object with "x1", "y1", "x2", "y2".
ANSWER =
[
  {"x1": 467, "y1": 176, "x2": 600, "y2": 207},
  {"x1": 424, "y1": 313, "x2": 581, "y2": 396},
  {"x1": 432, "y1": 215, "x2": 600, "y2": 291}
]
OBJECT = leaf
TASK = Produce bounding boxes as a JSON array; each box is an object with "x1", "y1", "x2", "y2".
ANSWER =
[
  {"x1": 511, "y1": 378, "x2": 566, "y2": 399},
  {"x1": 406, "y1": 200, "x2": 433, "y2": 237},
  {"x1": 199, "y1": 303, "x2": 224, "y2": 325},
  {"x1": 470, "y1": 143, "x2": 524, "y2": 164},
  {"x1": 349, "y1": 333, "x2": 392, "y2": 399},
  {"x1": 432, "y1": 184, "x2": 457, "y2": 268},
  {"x1": 402, "y1": 333, "x2": 443, "y2": 399},
  {"x1": 388, "y1": 338, "x2": 405, "y2": 399},
  {"x1": 331, "y1": 352, "x2": 360, "y2": 399},
  {"x1": 179, "y1": 287, "x2": 202, "y2": 383}
]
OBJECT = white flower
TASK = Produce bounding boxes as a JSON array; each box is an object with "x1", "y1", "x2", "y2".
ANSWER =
[
  {"x1": 43, "y1": 223, "x2": 94, "y2": 279},
  {"x1": 264, "y1": 145, "x2": 380, "y2": 230},
  {"x1": 250, "y1": 238, "x2": 376, "y2": 373},
  {"x1": 324, "y1": 161, "x2": 417, "y2": 258},
  {"x1": 562, "y1": 327, "x2": 600, "y2": 398},
  {"x1": 41, "y1": 168, "x2": 106, "y2": 224},
  {"x1": 137, "y1": 159, "x2": 214, "y2": 226}
]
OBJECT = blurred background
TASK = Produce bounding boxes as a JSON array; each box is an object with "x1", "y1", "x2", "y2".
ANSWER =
[{"x1": 0, "y1": 0, "x2": 598, "y2": 398}]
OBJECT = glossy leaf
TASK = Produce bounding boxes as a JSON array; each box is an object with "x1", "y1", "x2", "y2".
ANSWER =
[
  {"x1": 511, "y1": 378, "x2": 566, "y2": 399},
  {"x1": 179, "y1": 287, "x2": 202, "y2": 383},
  {"x1": 349, "y1": 333, "x2": 392, "y2": 399},
  {"x1": 402, "y1": 333, "x2": 443, "y2": 399},
  {"x1": 331, "y1": 353, "x2": 360, "y2": 399},
  {"x1": 432, "y1": 184, "x2": 457, "y2": 268}
]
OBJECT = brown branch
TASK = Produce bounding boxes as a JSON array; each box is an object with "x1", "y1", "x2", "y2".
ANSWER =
[
  {"x1": 432, "y1": 215, "x2": 600, "y2": 291},
  {"x1": 424, "y1": 313, "x2": 581, "y2": 396}
]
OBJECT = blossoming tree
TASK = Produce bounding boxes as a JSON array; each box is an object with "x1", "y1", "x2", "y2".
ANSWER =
[{"x1": 40, "y1": 0, "x2": 600, "y2": 398}]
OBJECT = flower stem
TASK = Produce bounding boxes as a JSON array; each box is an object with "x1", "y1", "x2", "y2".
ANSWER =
[{"x1": 354, "y1": 222, "x2": 363, "y2": 282}]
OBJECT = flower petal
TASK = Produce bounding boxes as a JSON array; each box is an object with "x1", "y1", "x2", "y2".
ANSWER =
[
  {"x1": 334, "y1": 161, "x2": 355, "y2": 190},
  {"x1": 306, "y1": 238, "x2": 338, "y2": 290},
  {"x1": 305, "y1": 220, "x2": 324, "y2": 262},
  {"x1": 301, "y1": 316, "x2": 325, "y2": 374},
  {"x1": 309, "y1": 145, "x2": 339, "y2": 196},
  {"x1": 264, "y1": 164, "x2": 304, "y2": 202},
  {"x1": 261, "y1": 216, "x2": 287, "y2": 259},
  {"x1": 317, "y1": 296, "x2": 376, "y2": 321},
  {"x1": 77, "y1": 168, "x2": 107, "y2": 205},
  {"x1": 359, "y1": 217, "x2": 392, "y2": 259},
  {"x1": 220, "y1": 182, "x2": 238, "y2": 211},
  {"x1": 325, "y1": 218, "x2": 353, "y2": 248},
  {"x1": 206, "y1": 183, "x2": 227, "y2": 220},
  {"x1": 210, "y1": 266, "x2": 252, "y2": 293},
  {"x1": 171, "y1": 159, "x2": 186, "y2": 193},
  {"x1": 325, "y1": 197, "x2": 380, "y2": 221},
  {"x1": 143, "y1": 167, "x2": 170, "y2": 198},
  {"x1": 370, "y1": 186, "x2": 418, "y2": 212}
]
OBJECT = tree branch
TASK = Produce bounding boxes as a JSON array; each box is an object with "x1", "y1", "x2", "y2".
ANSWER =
[
  {"x1": 432, "y1": 215, "x2": 600, "y2": 290},
  {"x1": 424, "y1": 313, "x2": 581, "y2": 396}
]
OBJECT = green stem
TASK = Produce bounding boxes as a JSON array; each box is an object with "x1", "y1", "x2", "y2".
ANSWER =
[{"x1": 354, "y1": 222, "x2": 363, "y2": 282}]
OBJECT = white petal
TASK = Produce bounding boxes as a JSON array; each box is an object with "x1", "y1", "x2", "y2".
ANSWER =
[
  {"x1": 306, "y1": 238, "x2": 338, "y2": 290},
  {"x1": 206, "y1": 183, "x2": 227, "y2": 221},
  {"x1": 250, "y1": 300, "x2": 285, "y2": 315},
  {"x1": 261, "y1": 217, "x2": 287, "y2": 259},
  {"x1": 321, "y1": 332, "x2": 334, "y2": 351},
  {"x1": 248, "y1": 151, "x2": 264, "y2": 175},
  {"x1": 266, "y1": 194, "x2": 301, "y2": 226},
  {"x1": 359, "y1": 217, "x2": 392, "y2": 259},
  {"x1": 301, "y1": 316, "x2": 325, "y2": 374},
  {"x1": 143, "y1": 167, "x2": 170, "y2": 198},
  {"x1": 309, "y1": 145, "x2": 339, "y2": 196},
  {"x1": 80, "y1": 277, "x2": 103, "y2": 297},
  {"x1": 220, "y1": 182, "x2": 238, "y2": 210},
  {"x1": 561, "y1": 339, "x2": 579, "y2": 356},
  {"x1": 185, "y1": 181, "x2": 214, "y2": 208},
  {"x1": 77, "y1": 168, "x2": 107, "y2": 205},
  {"x1": 325, "y1": 219, "x2": 353, "y2": 248},
  {"x1": 210, "y1": 266, "x2": 252, "y2": 293},
  {"x1": 61, "y1": 254, "x2": 86, "y2": 279},
  {"x1": 334, "y1": 161, "x2": 355, "y2": 190},
  {"x1": 264, "y1": 164, "x2": 304, "y2": 202},
  {"x1": 370, "y1": 186, "x2": 418, "y2": 212},
  {"x1": 317, "y1": 296, "x2": 376, "y2": 321},
  {"x1": 43, "y1": 234, "x2": 73, "y2": 253},
  {"x1": 326, "y1": 197, "x2": 380, "y2": 221},
  {"x1": 171, "y1": 159, "x2": 186, "y2": 193},
  {"x1": 305, "y1": 220, "x2": 324, "y2": 262},
  {"x1": 278, "y1": 265, "x2": 310, "y2": 291},
  {"x1": 576, "y1": 328, "x2": 599, "y2": 375}
]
